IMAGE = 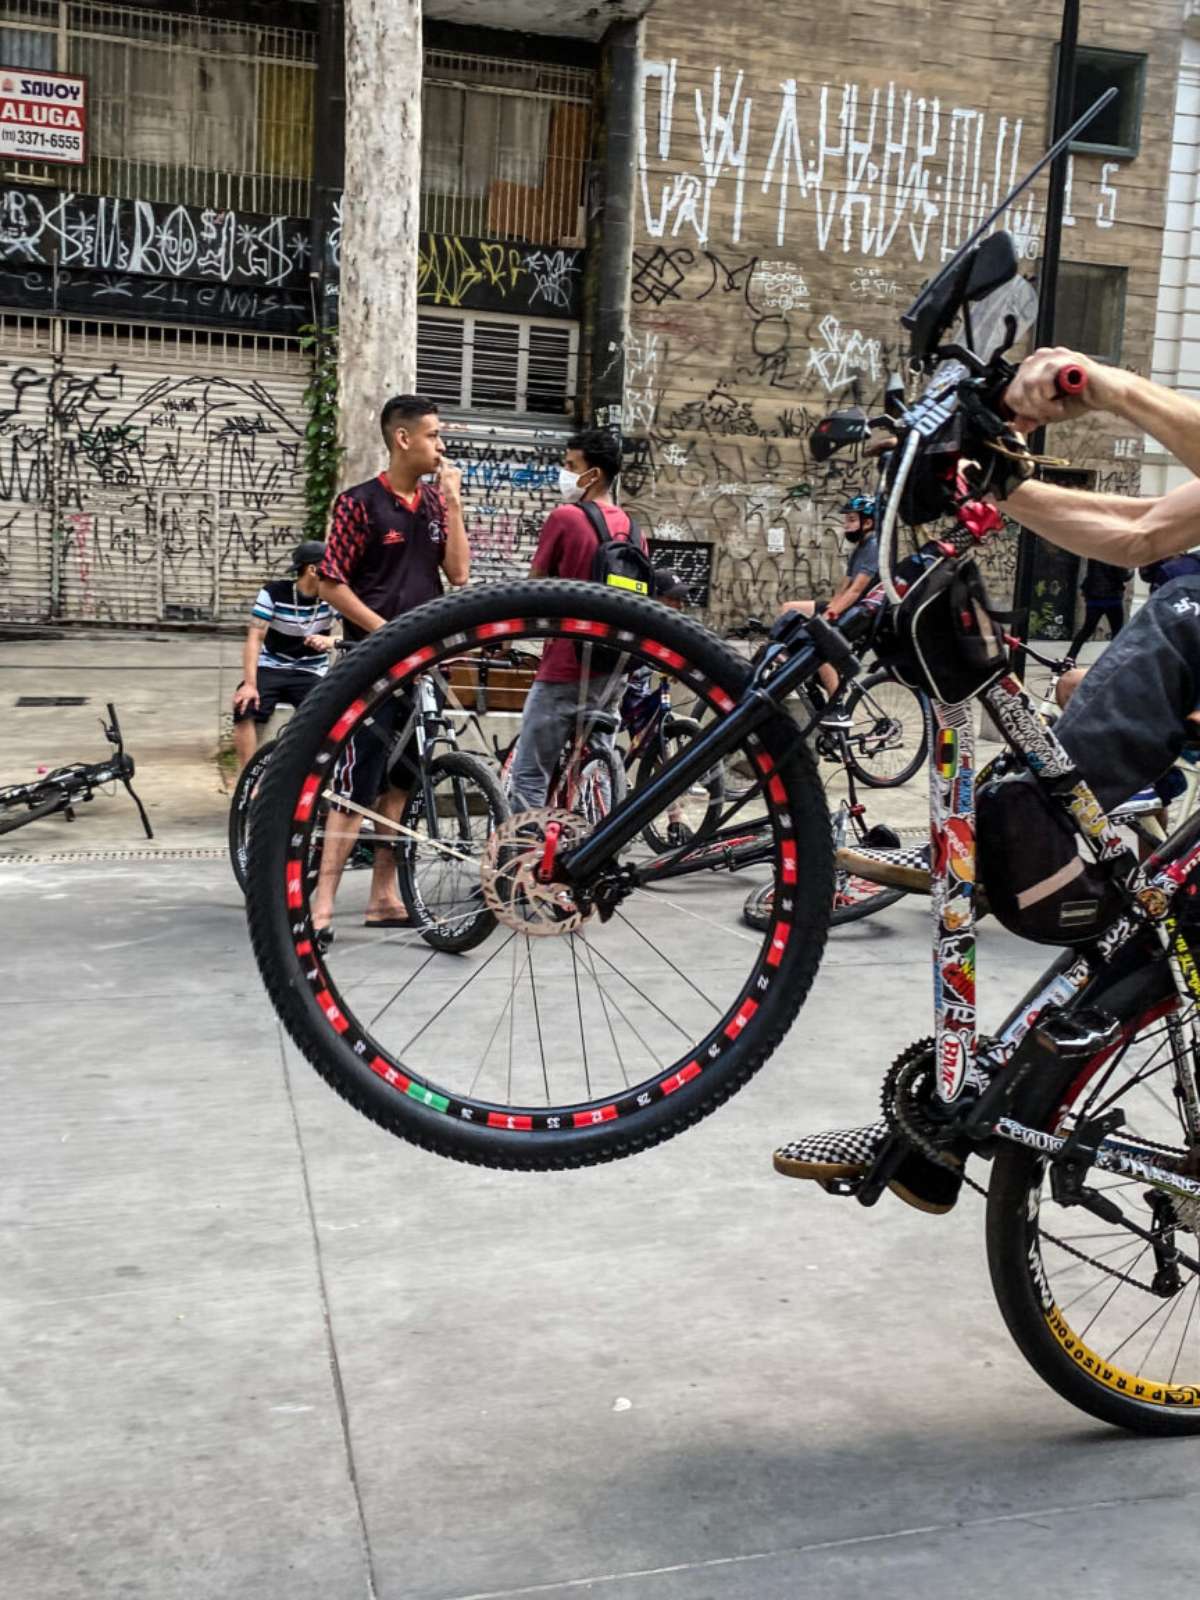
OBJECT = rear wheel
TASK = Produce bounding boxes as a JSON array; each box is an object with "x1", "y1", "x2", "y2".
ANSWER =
[
  {"x1": 843, "y1": 672, "x2": 931, "y2": 788},
  {"x1": 576, "y1": 743, "x2": 626, "y2": 828},
  {"x1": 229, "y1": 739, "x2": 275, "y2": 894},
  {"x1": 397, "y1": 751, "x2": 508, "y2": 954},
  {"x1": 988, "y1": 998, "x2": 1200, "y2": 1433},
  {"x1": 245, "y1": 580, "x2": 834, "y2": 1169}
]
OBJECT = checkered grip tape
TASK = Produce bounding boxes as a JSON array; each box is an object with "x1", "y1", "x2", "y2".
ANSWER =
[{"x1": 846, "y1": 844, "x2": 930, "y2": 871}]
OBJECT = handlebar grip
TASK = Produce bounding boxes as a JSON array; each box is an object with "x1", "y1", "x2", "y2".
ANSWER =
[{"x1": 1055, "y1": 365, "x2": 1088, "y2": 397}]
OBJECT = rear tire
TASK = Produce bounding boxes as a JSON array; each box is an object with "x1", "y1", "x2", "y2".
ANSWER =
[
  {"x1": 843, "y1": 672, "x2": 931, "y2": 788},
  {"x1": 229, "y1": 740, "x2": 275, "y2": 894},
  {"x1": 636, "y1": 716, "x2": 724, "y2": 853},
  {"x1": 397, "y1": 751, "x2": 508, "y2": 954}
]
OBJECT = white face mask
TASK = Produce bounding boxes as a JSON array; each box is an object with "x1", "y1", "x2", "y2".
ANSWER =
[{"x1": 558, "y1": 467, "x2": 583, "y2": 500}]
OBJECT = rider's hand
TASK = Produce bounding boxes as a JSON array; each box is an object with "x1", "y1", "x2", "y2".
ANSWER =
[
  {"x1": 233, "y1": 683, "x2": 259, "y2": 714},
  {"x1": 436, "y1": 460, "x2": 463, "y2": 507},
  {"x1": 1002, "y1": 347, "x2": 1110, "y2": 427},
  {"x1": 304, "y1": 633, "x2": 334, "y2": 652}
]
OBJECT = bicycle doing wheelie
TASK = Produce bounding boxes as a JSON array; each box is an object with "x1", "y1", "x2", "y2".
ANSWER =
[
  {"x1": 0, "y1": 702, "x2": 152, "y2": 840},
  {"x1": 247, "y1": 100, "x2": 1200, "y2": 1434}
]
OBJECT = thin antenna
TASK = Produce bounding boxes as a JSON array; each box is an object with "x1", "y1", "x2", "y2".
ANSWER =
[{"x1": 901, "y1": 87, "x2": 1118, "y2": 332}]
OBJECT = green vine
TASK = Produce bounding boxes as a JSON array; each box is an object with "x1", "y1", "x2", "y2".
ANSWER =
[{"x1": 299, "y1": 323, "x2": 343, "y2": 539}]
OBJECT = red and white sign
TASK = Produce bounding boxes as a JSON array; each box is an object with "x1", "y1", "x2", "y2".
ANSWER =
[{"x1": 0, "y1": 68, "x2": 87, "y2": 166}]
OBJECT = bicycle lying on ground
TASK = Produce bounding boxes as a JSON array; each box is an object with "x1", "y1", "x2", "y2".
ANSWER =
[
  {"x1": 0, "y1": 702, "x2": 152, "y2": 839},
  {"x1": 246, "y1": 105, "x2": 1200, "y2": 1434}
]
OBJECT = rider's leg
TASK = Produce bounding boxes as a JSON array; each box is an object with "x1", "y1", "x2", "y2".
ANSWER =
[
  {"x1": 781, "y1": 600, "x2": 840, "y2": 701},
  {"x1": 233, "y1": 714, "x2": 259, "y2": 772},
  {"x1": 364, "y1": 788, "x2": 409, "y2": 923},
  {"x1": 508, "y1": 680, "x2": 576, "y2": 812},
  {"x1": 1055, "y1": 666, "x2": 1088, "y2": 709}
]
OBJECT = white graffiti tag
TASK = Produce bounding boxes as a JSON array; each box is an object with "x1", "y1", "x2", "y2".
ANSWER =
[{"x1": 805, "y1": 315, "x2": 882, "y2": 394}]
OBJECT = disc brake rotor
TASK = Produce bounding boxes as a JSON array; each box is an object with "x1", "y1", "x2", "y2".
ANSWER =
[{"x1": 480, "y1": 809, "x2": 596, "y2": 937}]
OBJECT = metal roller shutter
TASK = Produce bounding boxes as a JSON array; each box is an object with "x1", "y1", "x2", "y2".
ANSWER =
[
  {"x1": 0, "y1": 315, "x2": 55, "y2": 623},
  {"x1": 58, "y1": 321, "x2": 311, "y2": 625}
]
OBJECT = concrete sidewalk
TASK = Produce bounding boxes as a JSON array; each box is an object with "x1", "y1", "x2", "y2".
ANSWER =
[
  {"x1": 0, "y1": 628, "x2": 247, "y2": 856},
  {"x1": 2, "y1": 858, "x2": 1196, "y2": 1599}
]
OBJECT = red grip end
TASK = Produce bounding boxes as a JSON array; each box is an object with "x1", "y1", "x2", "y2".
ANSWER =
[{"x1": 1056, "y1": 365, "x2": 1088, "y2": 396}]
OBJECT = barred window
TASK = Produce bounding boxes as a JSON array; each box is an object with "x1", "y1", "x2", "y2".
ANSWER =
[{"x1": 417, "y1": 311, "x2": 576, "y2": 417}]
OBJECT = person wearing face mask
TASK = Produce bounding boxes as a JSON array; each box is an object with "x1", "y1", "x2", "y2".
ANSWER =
[
  {"x1": 507, "y1": 430, "x2": 639, "y2": 812},
  {"x1": 777, "y1": 494, "x2": 880, "y2": 725}
]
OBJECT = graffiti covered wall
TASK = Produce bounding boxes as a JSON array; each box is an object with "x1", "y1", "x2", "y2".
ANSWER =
[{"x1": 622, "y1": 0, "x2": 1178, "y2": 623}]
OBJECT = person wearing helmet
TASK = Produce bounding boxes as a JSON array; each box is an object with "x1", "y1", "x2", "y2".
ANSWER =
[
  {"x1": 231, "y1": 539, "x2": 337, "y2": 772},
  {"x1": 777, "y1": 493, "x2": 879, "y2": 722}
]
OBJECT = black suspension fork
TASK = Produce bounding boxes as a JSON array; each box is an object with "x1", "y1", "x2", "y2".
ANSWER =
[{"x1": 561, "y1": 609, "x2": 867, "y2": 885}]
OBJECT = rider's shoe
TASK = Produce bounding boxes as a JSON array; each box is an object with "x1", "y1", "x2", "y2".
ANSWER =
[
  {"x1": 836, "y1": 841, "x2": 932, "y2": 894},
  {"x1": 819, "y1": 706, "x2": 852, "y2": 731},
  {"x1": 773, "y1": 1121, "x2": 963, "y2": 1214}
]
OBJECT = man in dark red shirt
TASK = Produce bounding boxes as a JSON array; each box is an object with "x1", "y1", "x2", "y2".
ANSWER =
[
  {"x1": 508, "y1": 429, "x2": 633, "y2": 811},
  {"x1": 312, "y1": 394, "x2": 470, "y2": 940}
]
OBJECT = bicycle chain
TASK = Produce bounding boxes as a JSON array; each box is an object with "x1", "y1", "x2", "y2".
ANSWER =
[{"x1": 880, "y1": 1038, "x2": 1166, "y2": 1296}]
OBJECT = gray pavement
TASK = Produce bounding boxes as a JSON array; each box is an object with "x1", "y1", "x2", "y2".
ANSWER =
[
  {"x1": 4, "y1": 849, "x2": 1198, "y2": 1599},
  {"x1": 4, "y1": 625, "x2": 1170, "y2": 1598}
]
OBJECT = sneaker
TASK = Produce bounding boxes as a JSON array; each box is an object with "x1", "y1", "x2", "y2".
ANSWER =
[
  {"x1": 835, "y1": 842, "x2": 931, "y2": 893},
  {"x1": 773, "y1": 1121, "x2": 963, "y2": 1214},
  {"x1": 819, "y1": 708, "x2": 852, "y2": 731}
]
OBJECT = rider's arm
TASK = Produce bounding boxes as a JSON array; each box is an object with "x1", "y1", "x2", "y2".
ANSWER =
[
  {"x1": 235, "y1": 623, "x2": 267, "y2": 708},
  {"x1": 1007, "y1": 348, "x2": 1200, "y2": 481},
  {"x1": 1002, "y1": 476, "x2": 1200, "y2": 568},
  {"x1": 824, "y1": 570, "x2": 871, "y2": 619}
]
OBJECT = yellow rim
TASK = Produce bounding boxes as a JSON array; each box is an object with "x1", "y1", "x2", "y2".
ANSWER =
[{"x1": 1045, "y1": 1304, "x2": 1200, "y2": 1406}]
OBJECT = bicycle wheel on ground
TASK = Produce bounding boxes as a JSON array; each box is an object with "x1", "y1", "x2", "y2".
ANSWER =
[
  {"x1": 843, "y1": 671, "x2": 932, "y2": 788},
  {"x1": 397, "y1": 751, "x2": 508, "y2": 954},
  {"x1": 636, "y1": 716, "x2": 723, "y2": 853},
  {"x1": 0, "y1": 788, "x2": 69, "y2": 836},
  {"x1": 229, "y1": 739, "x2": 275, "y2": 894},
  {"x1": 576, "y1": 743, "x2": 626, "y2": 828},
  {"x1": 741, "y1": 867, "x2": 904, "y2": 930},
  {"x1": 245, "y1": 579, "x2": 834, "y2": 1170},
  {"x1": 988, "y1": 993, "x2": 1200, "y2": 1434}
]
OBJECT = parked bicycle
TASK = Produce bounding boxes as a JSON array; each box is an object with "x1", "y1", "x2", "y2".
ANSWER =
[
  {"x1": 233, "y1": 668, "x2": 506, "y2": 954},
  {"x1": 246, "y1": 106, "x2": 1200, "y2": 1433},
  {"x1": 0, "y1": 702, "x2": 152, "y2": 840}
]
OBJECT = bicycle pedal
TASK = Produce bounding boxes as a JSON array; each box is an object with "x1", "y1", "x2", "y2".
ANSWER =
[{"x1": 817, "y1": 1175, "x2": 864, "y2": 1198}]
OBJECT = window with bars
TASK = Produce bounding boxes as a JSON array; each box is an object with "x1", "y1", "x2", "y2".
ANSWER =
[
  {"x1": 417, "y1": 311, "x2": 577, "y2": 417},
  {"x1": 0, "y1": 1, "x2": 316, "y2": 213},
  {"x1": 421, "y1": 50, "x2": 593, "y2": 246}
]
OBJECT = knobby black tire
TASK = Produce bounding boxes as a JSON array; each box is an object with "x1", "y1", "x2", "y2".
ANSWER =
[
  {"x1": 831, "y1": 879, "x2": 906, "y2": 926},
  {"x1": 245, "y1": 579, "x2": 834, "y2": 1170},
  {"x1": 636, "y1": 716, "x2": 724, "y2": 854},
  {"x1": 0, "y1": 790, "x2": 68, "y2": 835},
  {"x1": 986, "y1": 1013, "x2": 1200, "y2": 1435},
  {"x1": 229, "y1": 739, "x2": 275, "y2": 895},
  {"x1": 843, "y1": 671, "x2": 932, "y2": 789},
  {"x1": 396, "y1": 750, "x2": 507, "y2": 954},
  {"x1": 577, "y1": 743, "x2": 626, "y2": 827}
]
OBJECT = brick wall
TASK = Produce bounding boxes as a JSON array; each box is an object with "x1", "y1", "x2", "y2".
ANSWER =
[{"x1": 622, "y1": 0, "x2": 1181, "y2": 624}]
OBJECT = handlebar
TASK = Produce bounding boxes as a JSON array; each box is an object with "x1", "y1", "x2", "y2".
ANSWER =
[{"x1": 1055, "y1": 365, "x2": 1088, "y2": 398}]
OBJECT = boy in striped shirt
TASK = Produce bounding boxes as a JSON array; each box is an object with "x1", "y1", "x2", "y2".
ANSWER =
[{"x1": 232, "y1": 540, "x2": 337, "y2": 772}]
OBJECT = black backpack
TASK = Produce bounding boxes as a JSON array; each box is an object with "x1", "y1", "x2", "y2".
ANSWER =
[
  {"x1": 578, "y1": 501, "x2": 655, "y2": 597},
  {"x1": 573, "y1": 501, "x2": 654, "y2": 679}
]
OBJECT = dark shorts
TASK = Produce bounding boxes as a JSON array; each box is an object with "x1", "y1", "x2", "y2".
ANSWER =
[
  {"x1": 233, "y1": 664, "x2": 324, "y2": 724},
  {"x1": 334, "y1": 691, "x2": 419, "y2": 808}
]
